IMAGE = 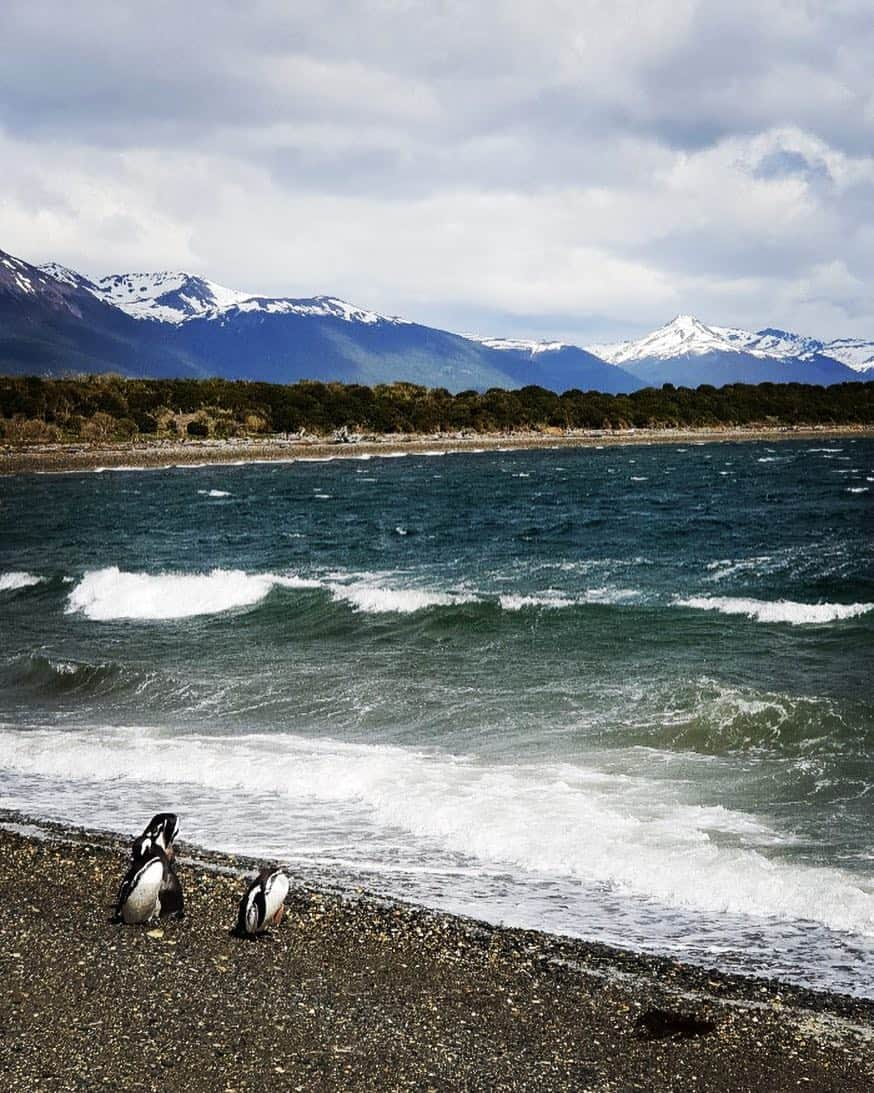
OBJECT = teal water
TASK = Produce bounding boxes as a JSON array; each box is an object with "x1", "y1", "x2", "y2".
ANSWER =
[{"x1": 1, "y1": 438, "x2": 872, "y2": 995}]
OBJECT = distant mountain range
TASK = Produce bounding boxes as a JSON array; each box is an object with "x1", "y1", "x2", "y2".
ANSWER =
[{"x1": 1, "y1": 246, "x2": 871, "y2": 393}]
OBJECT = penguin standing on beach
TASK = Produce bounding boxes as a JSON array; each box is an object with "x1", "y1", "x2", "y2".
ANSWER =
[
  {"x1": 113, "y1": 813, "x2": 184, "y2": 924},
  {"x1": 233, "y1": 867, "x2": 289, "y2": 938},
  {"x1": 131, "y1": 813, "x2": 185, "y2": 919}
]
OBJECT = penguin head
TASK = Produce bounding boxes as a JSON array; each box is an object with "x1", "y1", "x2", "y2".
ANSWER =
[{"x1": 141, "y1": 813, "x2": 179, "y2": 853}]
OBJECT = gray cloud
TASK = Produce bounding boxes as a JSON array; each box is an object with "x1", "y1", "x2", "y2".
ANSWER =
[{"x1": 1, "y1": 1, "x2": 874, "y2": 342}]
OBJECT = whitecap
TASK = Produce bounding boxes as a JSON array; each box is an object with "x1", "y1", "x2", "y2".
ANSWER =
[
  {"x1": 676, "y1": 596, "x2": 873, "y2": 626},
  {"x1": 329, "y1": 583, "x2": 478, "y2": 614},
  {"x1": 0, "y1": 571, "x2": 43, "y2": 592},
  {"x1": 65, "y1": 567, "x2": 320, "y2": 621},
  {"x1": 197, "y1": 489, "x2": 230, "y2": 498}
]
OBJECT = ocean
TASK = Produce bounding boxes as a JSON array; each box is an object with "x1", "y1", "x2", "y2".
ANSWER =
[{"x1": 1, "y1": 437, "x2": 872, "y2": 997}]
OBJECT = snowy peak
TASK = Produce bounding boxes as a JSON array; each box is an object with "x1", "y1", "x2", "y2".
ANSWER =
[
  {"x1": 588, "y1": 315, "x2": 873, "y2": 371},
  {"x1": 38, "y1": 262, "x2": 97, "y2": 292},
  {"x1": 36, "y1": 260, "x2": 411, "y2": 327},
  {"x1": 592, "y1": 315, "x2": 732, "y2": 365},
  {"x1": 93, "y1": 271, "x2": 252, "y2": 323}
]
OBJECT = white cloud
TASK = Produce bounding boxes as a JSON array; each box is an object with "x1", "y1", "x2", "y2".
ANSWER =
[{"x1": 1, "y1": 1, "x2": 874, "y2": 342}]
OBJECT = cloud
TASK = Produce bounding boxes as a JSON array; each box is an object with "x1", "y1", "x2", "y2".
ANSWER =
[{"x1": 1, "y1": 1, "x2": 874, "y2": 342}]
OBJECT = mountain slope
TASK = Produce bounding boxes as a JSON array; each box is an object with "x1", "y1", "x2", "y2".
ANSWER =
[
  {"x1": 0, "y1": 251, "x2": 203, "y2": 378},
  {"x1": 468, "y1": 337, "x2": 639, "y2": 394}
]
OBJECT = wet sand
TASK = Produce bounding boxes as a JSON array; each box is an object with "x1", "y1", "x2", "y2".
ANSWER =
[
  {"x1": 0, "y1": 816, "x2": 871, "y2": 1091},
  {"x1": 2, "y1": 424, "x2": 872, "y2": 475}
]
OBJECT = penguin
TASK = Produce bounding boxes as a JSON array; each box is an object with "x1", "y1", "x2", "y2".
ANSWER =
[
  {"x1": 114, "y1": 845, "x2": 168, "y2": 924},
  {"x1": 115, "y1": 814, "x2": 184, "y2": 923},
  {"x1": 233, "y1": 867, "x2": 289, "y2": 938}
]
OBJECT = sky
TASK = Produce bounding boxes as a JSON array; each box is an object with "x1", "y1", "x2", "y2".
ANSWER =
[{"x1": 1, "y1": 0, "x2": 873, "y2": 345}]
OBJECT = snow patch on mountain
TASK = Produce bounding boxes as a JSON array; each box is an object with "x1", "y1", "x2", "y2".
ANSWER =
[
  {"x1": 1, "y1": 253, "x2": 38, "y2": 295},
  {"x1": 92, "y1": 272, "x2": 252, "y2": 323},
  {"x1": 468, "y1": 336, "x2": 569, "y2": 354},
  {"x1": 213, "y1": 295, "x2": 412, "y2": 326},
  {"x1": 821, "y1": 339, "x2": 874, "y2": 374}
]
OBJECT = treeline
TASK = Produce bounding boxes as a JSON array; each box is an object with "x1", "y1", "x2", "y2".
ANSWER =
[{"x1": 1, "y1": 374, "x2": 873, "y2": 443}]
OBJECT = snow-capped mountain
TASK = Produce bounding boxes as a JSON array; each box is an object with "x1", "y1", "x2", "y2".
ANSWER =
[
  {"x1": 38, "y1": 264, "x2": 413, "y2": 328},
  {"x1": 591, "y1": 314, "x2": 872, "y2": 374},
  {"x1": 2, "y1": 245, "x2": 871, "y2": 391}
]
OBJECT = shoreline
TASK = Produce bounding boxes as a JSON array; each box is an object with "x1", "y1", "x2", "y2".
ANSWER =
[
  {"x1": 2, "y1": 423, "x2": 872, "y2": 476},
  {"x1": 1, "y1": 813, "x2": 872, "y2": 1090}
]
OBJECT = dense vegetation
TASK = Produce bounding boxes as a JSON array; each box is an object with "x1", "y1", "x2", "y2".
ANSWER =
[{"x1": 1, "y1": 374, "x2": 873, "y2": 443}]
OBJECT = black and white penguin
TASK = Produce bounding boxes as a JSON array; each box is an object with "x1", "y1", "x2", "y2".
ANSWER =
[
  {"x1": 114, "y1": 845, "x2": 168, "y2": 924},
  {"x1": 114, "y1": 814, "x2": 184, "y2": 924},
  {"x1": 233, "y1": 867, "x2": 289, "y2": 938}
]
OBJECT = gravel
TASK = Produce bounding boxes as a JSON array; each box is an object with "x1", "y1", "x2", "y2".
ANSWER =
[{"x1": 0, "y1": 817, "x2": 871, "y2": 1092}]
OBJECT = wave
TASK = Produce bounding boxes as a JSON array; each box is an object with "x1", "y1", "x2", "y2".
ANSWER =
[
  {"x1": 0, "y1": 571, "x2": 43, "y2": 592},
  {"x1": 197, "y1": 489, "x2": 230, "y2": 498},
  {"x1": 618, "y1": 677, "x2": 868, "y2": 759},
  {"x1": 66, "y1": 567, "x2": 320, "y2": 621},
  {"x1": 63, "y1": 563, "x2": 649, "y2": 622},
  {"x1": 2, "y1": 726, "x2": 872, "y2": 937},
  {"x1": 330, "y1": 583, "x2": 479, "y2": 614},
  {"x1": 676, "y1": 596, "x2": 874, "y2": 625},
  {"x1": 499, "y1": 588, "x2": 639, "y2": 611},
  {"x1": 1, "y1": 654, "x2": 132, "y2": 698}
]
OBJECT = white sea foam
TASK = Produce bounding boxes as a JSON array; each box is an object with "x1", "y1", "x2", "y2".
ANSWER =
[
  {"x1": 847, "y1": 487, "x2": 869, "y2": 494},
  {"x1": 0, "y1": 571, "x2": 43, "y2": 592},
  {"x1": 500, "y1": 593, "x2": 576, "y2": 610},
  {"x1": 197, "y1": 489, "x2": 230, "y2": 498},
  {"x1": 330, "y1": 583, "x2": 478, "y2": 614},
  {"x1": 2, "y1": 726, "x2": 872, "y2": 938},
  {"x1": 65, "y1": 567, "x2": 319, "y2": 621},
  {"x1": 499, "y1": 588, "x2": 639, "y2": 611},
  {"x1": 677, "y1": 596, "x2": 874, "y2": 625}
]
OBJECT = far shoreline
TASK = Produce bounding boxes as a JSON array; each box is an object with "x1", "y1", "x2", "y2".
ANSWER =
[{"x1": 3, "y1": 422, "x2": 873, "y2": 476}]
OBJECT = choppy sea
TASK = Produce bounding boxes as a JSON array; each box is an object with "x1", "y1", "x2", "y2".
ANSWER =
[{"x1": 1, "y1": 437, "x2": 872, "y2": 996}]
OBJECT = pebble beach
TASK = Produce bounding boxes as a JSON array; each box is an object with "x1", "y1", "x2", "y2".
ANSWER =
[{"x1": 0, "y1": 817, "x2": 872, "y2": 1092}]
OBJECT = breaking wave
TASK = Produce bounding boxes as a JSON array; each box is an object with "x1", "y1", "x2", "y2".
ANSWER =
[
  {"x1": 0, "y1": 571, "x2": 43, "y2": 592},
  {"x1": 330, "y1": 584, "x2": 479, "y2": 614},
  {"x1": 65, "y1": 567, "x2": 319, "y2": 621},
  {"x1": 2, "y1": 726, "x2": 873, "y2": 938},
  {"x1": 676, "y1": 596, "x2": 873, "y2": 626}
]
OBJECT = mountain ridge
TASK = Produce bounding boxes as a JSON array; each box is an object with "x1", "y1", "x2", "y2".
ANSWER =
[{"x1": 1, "y1": 246, "x2": 870, "y2": 391}]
